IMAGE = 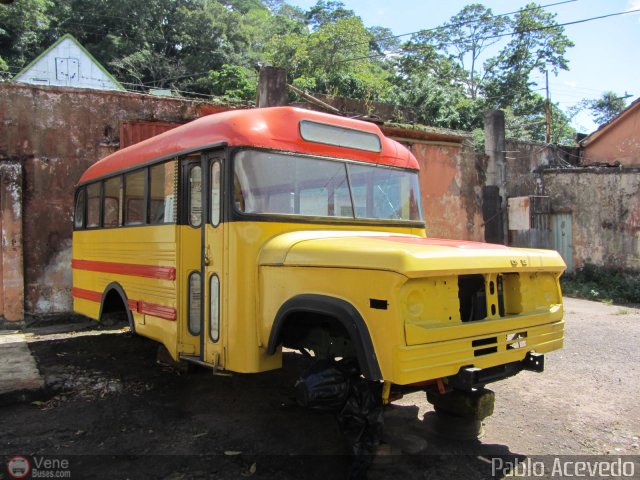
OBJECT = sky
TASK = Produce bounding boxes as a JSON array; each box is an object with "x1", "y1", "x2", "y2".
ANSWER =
[{"x1": 289, "y1": 0, "x2": 640, "y2": 133}]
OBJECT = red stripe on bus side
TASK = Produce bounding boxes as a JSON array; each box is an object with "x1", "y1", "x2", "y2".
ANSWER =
[
  {"x1": 71, "y1": 287, "x2": 102, "y2": 303},
  {"x1": 139, "y1": 302, "x2": 177, "y2": 321},
  {"x1": 71, "y1": 288, "x2": 177, "y2": 322},
  {"x1": 72, "y1": 259, "x2": 176, "y2": 281}
]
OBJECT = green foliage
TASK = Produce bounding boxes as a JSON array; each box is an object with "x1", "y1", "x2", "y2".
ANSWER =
[
  {"x1": 471, "y1": 128, "x2": 485, "y2": 152},
  {"x1": 0, "y1": 0, "x2": 52, "y2": 71},
  {"x1": 561, "y1": 264, "x2": 640, "y2": 305},
  {"x1": 0, "y1": 0, "x2": 580, "y2": 141},
  {"x1": 305, "y1": 0, "x2": 354, "y2": 30},
  {"x1": 583, "y1": 91, "x2": 628, "y2": 127},
  {"x1": 484, "y1": 3, "x2": 574, "y2": 108},
  {"x1": 208, "y1": 64, "x2": 256, "y2": 101},
  {"x1": 430, "y1": 3, "x2": 508, "y2": 98},
  {"x1": 266, "y1": 15, "x2": 392, "y2": 102},
  {"x1": 499, "y1": 94, "x2": 575, "y2": 144},
  {"x1": 391, "y1": 2, "x2": 575, "y2": 139}
]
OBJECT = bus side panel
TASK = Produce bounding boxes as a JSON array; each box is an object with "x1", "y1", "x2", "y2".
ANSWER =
[
  {"x1": 72, "y1": 225, "x2": 179, "y2": 357},
  {"x1": 224, "y1": 221, "x2": 420, "y2": 374}
]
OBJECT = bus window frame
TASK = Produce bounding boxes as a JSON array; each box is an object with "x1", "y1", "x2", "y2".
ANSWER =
[
  {"x1": 188, "y1": 164, "x2": 203, "y2": 229},
  {"x1": 228, "y1": 146, "x2": 426, "y2": 229},
  {"x1": 102, "y1": 175, "x2": 123, "y2": 228},
  {"x1": 187, "y1": 270, "x2": 202, "y2": 336},
  {"x1": 210, "y1": 160, "x2": 222, "y2": 227},
  {"x1": 209, "y1": 273, "x2": 220, "y2": 342},
  {"x1": 123, "y1": 169, "x2": 148, "y2": 227},
  {"x1": 84, "y1": 181, "x2": 104, "y2": 230},
  {"x1": 73, "y1": 187, "x2": 86, "y2": 230},
  {"x1": 75, "y1": 157, "x2": 187, "y2": 231}
]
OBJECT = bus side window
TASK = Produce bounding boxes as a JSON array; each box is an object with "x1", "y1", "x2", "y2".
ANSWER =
[
  {"x1": 74, "y1": 188, "x2": 85, "y2": 229},
  {"x1": 86, "y1": 183, "x2": 101, "y2": 228},
  {"x1": 211, "y1": 162, "x2": 220, "y2": 227},
  {"x1": 149, "y1": 160, "x2": 177, "y2": 224},
  {"x1": 125, "y1": 170, "x2": 145, "y2": 225},
  {"x1": 103, "y1": 176, "x2": 122, "y2": 228},
  {"x1": 189, "y1": 166, "x2": 202, "y2": 227}
]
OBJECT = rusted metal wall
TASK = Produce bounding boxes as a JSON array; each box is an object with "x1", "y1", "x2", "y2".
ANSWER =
[{"x1": 0, "y1": 83, "x2": 221, "y2": 321}]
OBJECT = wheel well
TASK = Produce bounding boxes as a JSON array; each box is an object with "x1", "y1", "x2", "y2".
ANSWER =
[
  {"x1": 267, "y1": 294, "x2": 382, "y2": 381},
  {"x1": 278, "y1": 311, "x2": 356, "y2": 359},
  {"x1": 101, "y1": 290, "x2": 127, "y2": 316},
  {"x1": 99, "y1": 283, "x2": 135, "y2": 332}
]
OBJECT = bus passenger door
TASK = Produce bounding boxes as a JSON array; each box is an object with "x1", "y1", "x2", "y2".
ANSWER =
[
  {"x1": 202, "y1": 155, "x2": 225, "y2": 368},
  {"x1": 180, "y1": 156, "x2": 204, "y2": 357}
]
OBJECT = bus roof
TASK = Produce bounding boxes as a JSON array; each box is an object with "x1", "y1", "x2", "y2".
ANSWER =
[{"x1": 79, "y1": 107, "x2": 419, "y2": 184}]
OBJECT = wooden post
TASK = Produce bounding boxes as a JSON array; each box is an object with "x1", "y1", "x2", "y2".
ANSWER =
[{"x1": 256, "y1": 66, "x2": 288, "y2": 108}]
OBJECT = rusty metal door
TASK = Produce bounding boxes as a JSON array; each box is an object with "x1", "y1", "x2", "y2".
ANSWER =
[{"x1": 552, "y1": 213, "x2": 573, "y2": 273}]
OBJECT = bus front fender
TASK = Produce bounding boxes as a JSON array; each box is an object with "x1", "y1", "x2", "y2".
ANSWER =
[{"x1": 266, "y1": 294, "x2": 382, "y2": 381}]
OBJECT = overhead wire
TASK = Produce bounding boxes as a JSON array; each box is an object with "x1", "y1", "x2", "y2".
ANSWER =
[
  {"x1": 334, "y1": 7, "x2": 640, "y2": 65},
  {"x1": 343, "y1": 0, "x2": 579, "y2": 50},
  {"x1": 4, "y1": 3, "x2": 637, "y2": 109}
]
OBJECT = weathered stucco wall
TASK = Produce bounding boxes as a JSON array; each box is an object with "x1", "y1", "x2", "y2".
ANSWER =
[
  {"x1": 0, "y1": 83, "x2": 212, "y2": 318},
  {"x1": 542, "y1": 169, "x2": 640, "y2": 271},
  {"x1": 582, "y1": 104, "x2": 640, "y2": 167},
  {"x1": 505, "y1": 140, "x2": 580, "y2": 198},
  {"x1": 408, "y1": 142, "x2": 484, "y2": 241}
]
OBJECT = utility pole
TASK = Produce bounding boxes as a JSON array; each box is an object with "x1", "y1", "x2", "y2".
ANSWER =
[{"x1": 545, "y1": 70, "x2": 552, "y2": 144}]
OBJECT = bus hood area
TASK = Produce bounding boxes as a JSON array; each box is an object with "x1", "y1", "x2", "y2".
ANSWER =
[{"x1": 259, "y1": 231, "x2": 566, "y2": 277}]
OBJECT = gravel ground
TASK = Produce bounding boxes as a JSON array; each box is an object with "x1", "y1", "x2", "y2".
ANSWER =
[{"x1": 0, "y1": 297, "x2": 638, "y2": 479}]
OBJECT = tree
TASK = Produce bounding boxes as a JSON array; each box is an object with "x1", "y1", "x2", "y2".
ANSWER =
[
  {"x1": 583, "y1": 91, "x2": 628, "y2": 126},
  {"x1": 367, "y1": 26, "x2": 400, "y2": 55},
  {"x1": 485, "y1": 3, "x2": 574, "y2": 108},
  {"x1": 265, "y1": 15, "x2": 392, "y2": 102},
  {"x1": 208, "y1": 64, "x2": 256, "y2": 101},
  {"x1": 0, "y1": 0, "x2": 52, "y2": 76},
  {"x1": 305, "y1": 0, "x2": 354, "y2": 30},
  {"x1": 390, "y1": 34, "x2": 476, "y2": 129},
  {"x1": 429, "y1": 4, "x2": 508, "y2": 98}
]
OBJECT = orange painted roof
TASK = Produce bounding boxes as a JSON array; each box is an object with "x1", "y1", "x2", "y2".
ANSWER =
[{"x1": 79, "y1": 107, "x2": 419, "y2": 183}]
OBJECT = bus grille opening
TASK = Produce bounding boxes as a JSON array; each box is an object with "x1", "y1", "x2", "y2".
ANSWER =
[{"x1": 459, "y1": 274, "x2": 506, "y2": 322}]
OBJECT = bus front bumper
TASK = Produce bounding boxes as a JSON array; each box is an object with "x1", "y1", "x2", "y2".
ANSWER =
[{"x1": 391, "y1": 319, "x2": 563, "y2": 385}]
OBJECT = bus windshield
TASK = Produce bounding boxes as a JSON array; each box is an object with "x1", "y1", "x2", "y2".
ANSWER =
[{"x1": 233, "y1": 150, "x2": 423, "y2": 222}]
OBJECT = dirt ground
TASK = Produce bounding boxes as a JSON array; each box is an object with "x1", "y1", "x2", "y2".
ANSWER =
[{"x1": 1, "y1": 297, "x2": 639, "y2": 479}]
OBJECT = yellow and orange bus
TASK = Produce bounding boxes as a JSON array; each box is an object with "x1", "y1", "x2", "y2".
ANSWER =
[{"x1": 72, "y1": 107, "x2": 564, "y2": 402}]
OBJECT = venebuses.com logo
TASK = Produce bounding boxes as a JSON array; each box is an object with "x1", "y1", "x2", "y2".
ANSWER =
[
  {"x1": 6, "y1": 456, "x2": 71, "y2": 478},
  {"x1": 6, "y1": 456, "x2": 30, "y2": 479}
]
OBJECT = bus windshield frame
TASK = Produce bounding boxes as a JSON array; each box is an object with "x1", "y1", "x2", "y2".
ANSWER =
[{"x1": 232, "y1": 149, "x2": 424, "y2": 225}]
